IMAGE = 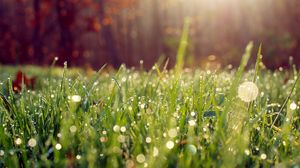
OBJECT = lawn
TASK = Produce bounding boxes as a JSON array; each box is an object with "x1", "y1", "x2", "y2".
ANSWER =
[{"x1": 0, "y1": 49, "x2": 300, "y2": 167}]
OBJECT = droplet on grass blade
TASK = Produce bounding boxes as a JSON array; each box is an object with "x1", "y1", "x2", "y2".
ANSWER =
[
  {"x1": 260, "y1": 153, "x2": 267, "y2": 160},
  {"x1": 244, "y1": 149, "x2": 250, "y2": 156},
  {"x1": 146, "y1": 137, "x2": 152, "y2": 143},
  {"x1": 153, "y1": 147, "x2": 159, "y2": 157},
  {"x1": 15, "y1": 138, "x2": 22, "y2": 145},
  {"x1": 117, "y1": 135, "x2": 126, "y2": 143},
  {"x1": 100, "y1": 137, "x2": 108, "y2": 143},
  {"x1": 55, "y1": 143, "x2": 62, "y2": 150},
  {"x1": 136, "y1": 154, "x2": 146, "y2": 163},
  {"x1": 188, "y1": 120, "x2": 196, "y2": 126},
  {"x1": 168, "y1": 128, "x2": 177, "y2": 138},
  {"x1": 166, "y1": 141, "x2": 175, "y2": 149},
  {"x1": 76, "y1": 155, "x2": 81, "y2": 160},
  {"x1": 126, "y1": 160, "x2": 135, "y2": 168},
  {"x1": 71, "y1": 95, "x2": 81, "y2": 102},
  {"x1": 120, "y1": 126, "x2": 126, "y2": 133},
  {"x1": 113, "y1": 125, "x2": 120, "y2": 132},
  {"x1": 290, "y1": 102, "x2": 297, "y2": 110},
  {"x1": 70, "y1": 125, "x2": 77, "y2": 133},
  {"x1": 238, "y1": 82, "x2": 259, "y2": 102},
  {"x1": 28, "y1": 138, "x2": 37, "y2": 147},
  {"x1": 0, "y1": 150, "x2": 4, "y2": 156},
  {"x1": 190, "y1": 111, "x2": 196, "y2": 117},
  {"x1": 187, "y1": 144, "x2": 197, "y2": 155}
]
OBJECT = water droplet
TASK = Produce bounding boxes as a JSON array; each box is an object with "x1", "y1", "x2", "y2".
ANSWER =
[
  {"x1": 244, "y1": 149, "x2": 250, "y2": 155},
  {"x1": 190, "y1": 111, "x2": 196, "y2": 117},
  {"x1": 260, "y1": 153, "x2": 267, "y2": 160},
  {"x1": 166, "y1": 141, "x2": 175, "y2": 149},
  {"x1": 15, "y1": 138, "x2": 22, "y2": 145},
  {"x1": 28, "y1": 138, "x2": 37, "y2": 147},
  {"x1": 140, "y1": 104, "x2": 145, "y2": 109},
  {"x1": 117, "y1": 135, "x2": 126, "y2": 143},
  {"x1": 187, "y1": 144, "x2": 197, "y2": 154},
  {"x1": 71, "y1": 95, "x2": 81, "y2": 102},
  {"x1": 55, "y1": 143, "x2": 62, "y2": 150},
  {"x1": 70, "y1": 125, "x2": 77, "y2": 133},
  {"x1": 113, "y1": 125, "x2": 120, "y2": 132},
  {"x1": 168, "y1": 128, "x2": 177, "y2": 138},
  {"x1": 282, "y1": 141, "x2": 287, "y2": 146},
  {"x1": 126, "y1": 159, "x2": 135, "y2": 168},
  {"x1": 153, "y1": 147, "x2": 159, "y2": 157},
  {"x1": 0, "y1": 150, "x2": 4, "y2": 156},
  {"x1": 146, "y1": 137, "x2": 152, "y2": 143},
  {"x1": 188, "y1": 120, "x2": 196, "y2": 126},
  {"x1": 100, "y1": 137, "x2": 107, "y2": 143},
  {"x1": 136, "y1": 154, "x2": 146, "y2": 163},
  {"x1": 238, "y1": 82, "x2": 259, "y2": 102},
  {"x1": 120, "y1": 126, "x2": 127, "y2": 133},
  {"x1": 76, "y1": 155, "x2": 81, "y2": 160},
  {"x1": 290, "y1": 102, "x2": 297, "y2": 110}
]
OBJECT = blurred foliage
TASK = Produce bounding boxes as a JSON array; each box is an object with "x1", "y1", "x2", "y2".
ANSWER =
[{"x1": 0, "y1": 0, "x2": 300, "y2": 69}]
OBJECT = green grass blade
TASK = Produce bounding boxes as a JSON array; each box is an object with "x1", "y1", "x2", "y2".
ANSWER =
[{"x1": 175, "y1": 17, "x2": 191, "y2": 74}]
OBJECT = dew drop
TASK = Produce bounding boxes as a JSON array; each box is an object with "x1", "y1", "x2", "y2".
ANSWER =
[
  {"x1": 166, "y1": 141, "x2": 175, "y2": 149},
  {"x1": 188, "y1": 120, "x2": 196, "y2": 126},
  {"x1": 28, "y1": 138, "x2": 37, "y2": 147},
  {"x1": 146, "y1": 137, "x2": 152, "y2": 143},
  {"x1": 136, "y1": 154, "x2": 146, "y2": 163},
  {"x1": 0, "y1": 150, "x2": 4, "y2": 156},
  {"x1": 71, "y1": 95, "x2": 81, "y2": 102},
  {"x1": 244, "y1": 149, "x2": 250, "y2": 156},
  {"x1": 290, "y1": 102, "x2": 297, "y2": 110},
  {"x1": 238, "y1": 82, "x2": 259, "y2": 102},
  {"x1": 15, "y1": 138, "x2": 22, "y2": 145},
  {"x1": 120, "y1": 126, "x2": 127, "y2": 133},
  {"x1": 126, "y1": 159, "x2": 135, "y2": 168},
  {"x1": 153, "y1": 147, "x2": 159, "y2": 157},
  {"x1": 260, "y1": 153, "x2": 267, "y2": 160},
  {"x1": 76, "y1": 155, "x2": 81, "y2": 160},
  {"x1": 117, "y1": 135, "x2": 126, "y2": 143},
  {"x1": 69, "y1": 125, "x2": 77, "y2": 133},
  {"x1": 187, "y1": 144, "x2": 197, "y2": 154},
  {"x1": 191, "y1": 111, "x2": 196, "y2": 117},
  {"x1": 113, "y1": 125, "x2": 120, "y2": 132},
  {"x1": 168, "y1": 128, "x2": 177, "y2": 138},
  {"x1": 55, "y1": 143, "x2": 62, "y2": 150}
]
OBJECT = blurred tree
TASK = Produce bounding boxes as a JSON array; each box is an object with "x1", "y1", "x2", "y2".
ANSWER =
[
  {"x1": 98, "y1": 0, "x2": 121, "y2": 68},
  {"x1": 32, "y1": 0, "x2": 43, "y2": 64},
  {"x1": 1, "y1": 0, "x2": 300, "y2": 69},
  {"x1": 56, "y1": 0, "x2": 76, "y2": 66}
]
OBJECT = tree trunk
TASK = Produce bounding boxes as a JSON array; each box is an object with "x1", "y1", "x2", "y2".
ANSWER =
[
  {"x1": 56, "y1": 0, "x2": 76, "y2": 66},
  {"x1": 33, "y1": 0, "x2": 43, "y2": 64},
  {"x1": 99, "y1": 0, "x2": 121, "y2": 68}
]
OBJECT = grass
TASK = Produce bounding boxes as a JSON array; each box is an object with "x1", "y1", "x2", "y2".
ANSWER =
[{"x1": 0, "y1": 53, "x2": 300, "y2": 167}]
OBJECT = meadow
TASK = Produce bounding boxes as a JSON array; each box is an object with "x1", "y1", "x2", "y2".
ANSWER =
[{"x1": 0, "y1": 44, "x2": 300, "y2": 167}]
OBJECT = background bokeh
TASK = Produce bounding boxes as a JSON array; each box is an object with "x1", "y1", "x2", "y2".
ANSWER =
[{"x1": 0, "y1": 0, "x2": 300, "y2": 69}]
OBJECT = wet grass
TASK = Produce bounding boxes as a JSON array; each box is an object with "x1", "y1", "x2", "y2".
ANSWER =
[{"x1": 0, "y1": 54, "x2": 300, "y2": 167}]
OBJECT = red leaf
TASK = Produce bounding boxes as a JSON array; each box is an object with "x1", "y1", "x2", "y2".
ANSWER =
[{"x1": 12, "y1": 71, "x2": 36, "y2": 93}]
